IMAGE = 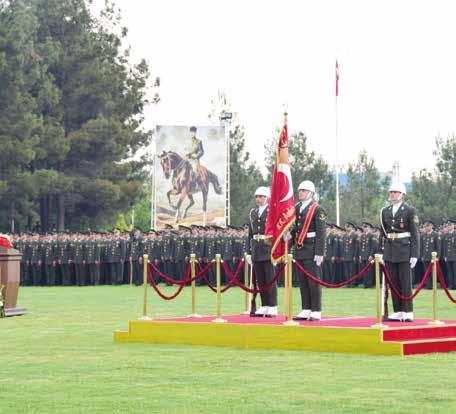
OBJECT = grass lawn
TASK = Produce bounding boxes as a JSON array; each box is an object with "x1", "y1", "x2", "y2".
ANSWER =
[{"x1": 1, "y1": 285, "x2": 456, "y2": 414}]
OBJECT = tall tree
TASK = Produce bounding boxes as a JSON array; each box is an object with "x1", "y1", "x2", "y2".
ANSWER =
[
  {"x1": 0, "y1": 0, "x2": 152, "y2": 232},
  {"x1": 229, "y1": 125, "x2": 266, "y2": 226},
  {"x1": 342, "y1": 150, "x2": 386, "y2": 224},
  {"x1": 411, "y1": 134, "x2": 456, "y2": 222}
]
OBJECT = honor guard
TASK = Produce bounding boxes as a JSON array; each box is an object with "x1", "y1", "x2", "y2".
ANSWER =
[
  {"x1": 380, "y1": 182, "x2": 420, "y2": 322},
  {"x1": 247, "y1": 186, "x2": 277, "y2": 317},
  {"x1": 291, "y1": 180, "x2": 326, "y2": 321}
]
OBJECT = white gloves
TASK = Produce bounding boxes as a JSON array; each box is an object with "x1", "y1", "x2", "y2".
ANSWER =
[
  {"x1": 314, "y1": 255, "x2": 323, "y2": 267},
  {"x1": 246, "y1": 255, "x2": 252, "y2": 265},
  {"x1": 410, "y1": 257, "x2": 417, "y2": 269},
  {"x1": 283, "y1": 232, "x2": 292, "y2": 242}
]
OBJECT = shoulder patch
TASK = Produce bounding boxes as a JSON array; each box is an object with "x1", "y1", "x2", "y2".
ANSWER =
[{"x1": 413, "y1": 215, "x2": 419, "y2": 224}]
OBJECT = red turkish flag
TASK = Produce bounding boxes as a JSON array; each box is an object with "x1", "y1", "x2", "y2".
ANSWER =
[
  {"x1": 0, "y1": 235, "x2": 13, "y2": 249},
  {"x1": 336, "y1": 60, "x2": 340, "y2": 97},
  {"x1": 265, "y1": 117, "x2": 296, "y2": 264}
]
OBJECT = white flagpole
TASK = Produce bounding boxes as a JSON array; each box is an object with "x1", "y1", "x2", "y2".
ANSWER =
[{"x1": 335, "y1": 60, "x2": 340, "y2": 226}]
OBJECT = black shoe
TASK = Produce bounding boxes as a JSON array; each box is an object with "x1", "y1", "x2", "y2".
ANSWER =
[
  {"x1": 292, "y1": 316, "x2": 309, "y2": 321},
  {"x1": 403, "y1": 318, "x2": 413, "y2": 322},
  {"x1": 250, "y1": 312, "x2": 265, "y2": 317},
  {"x1": 309, "y1": 317, "x2": 321, "y2": 321}
]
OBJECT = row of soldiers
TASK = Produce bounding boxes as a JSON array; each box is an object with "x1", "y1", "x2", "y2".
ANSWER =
[{"x1": 7, "y1": 220, "x2": 456, "y2": 289}]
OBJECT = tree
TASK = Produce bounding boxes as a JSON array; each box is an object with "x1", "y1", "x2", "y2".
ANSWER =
[
  {"x1": 229, "y1": 125, "x2": 266, "y2": 226},
  {"x1": 0, "y1": 0, "x2": 152, "y2": 232},
  {"x1": 341, "y1": 150, "x2": 387, "y2": 224},
  {"x1": 411, "y1": 134, "x2": 456, "y2": 222}
]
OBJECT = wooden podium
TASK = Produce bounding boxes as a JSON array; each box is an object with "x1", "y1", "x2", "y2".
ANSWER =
[{"x1": 0, "y1": 246, "x2": 27, "y2": 317}]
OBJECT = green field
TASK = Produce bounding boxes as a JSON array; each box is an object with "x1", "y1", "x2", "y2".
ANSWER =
[{"x1": 2, "y1": 285, "x2": 456, "y2": 414}]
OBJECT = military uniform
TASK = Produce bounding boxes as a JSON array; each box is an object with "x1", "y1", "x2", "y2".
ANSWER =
[
  {"x1": 442, "y1": 231, "x2": 456, "y2": 289},
  {"x1": 248, "y1": 205, "x2": 277, "y2": 310},
  {"x1": 292, "y1": 201, "x2": 326, "y2": 316},
  {"x1": 381, "y1": 202, "x2": 420, "y2": 317},
  {"x1": 341, "y1": 231, "x2": 358, "y2": 284}
]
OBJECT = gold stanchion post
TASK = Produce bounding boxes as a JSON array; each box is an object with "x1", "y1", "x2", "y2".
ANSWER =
[
  {"x1": 212, "y1": 254, "x2": 227, "y2": 323},
  {"x1": 242, "y1": 253, "x2": 250, "y2": 314},
  {"x1": 140, "y1": 254, "x2": 152, "y2": 320},
  {"x1": 283, "y1": 253, "x2": 298, "y2": 326},
  {"x1": 188, "y1": 254, "x2": 201, "y2": 318},
  {"x1": 371, "y1": 254, "x2": 387, "y2": 328},
  {"x1": 282, "y1": 243, "x2": 289, "y2": 319},
  {"x1": 428, "y1": 251, "x2": 444, "y2": 325}
]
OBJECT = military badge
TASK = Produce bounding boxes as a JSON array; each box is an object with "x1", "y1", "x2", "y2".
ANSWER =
[{"x1": 413, "y1": 215, "x2": 419, "y2": 224}]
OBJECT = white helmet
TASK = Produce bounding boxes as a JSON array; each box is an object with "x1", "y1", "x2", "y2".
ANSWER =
[
  {"x1": 298, "y1": 180, "x2": 316, "y2": 193},
  {"x1": 254, "y1": 186, "x2": 270, "y2": 198},
  {"x1": 389, "y1": 181, "x2": 406, "y2": 195}
]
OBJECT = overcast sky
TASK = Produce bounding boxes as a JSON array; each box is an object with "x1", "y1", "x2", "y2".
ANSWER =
[{"x1": 94, "y1": 0, "x2": 456, "y2": 181}]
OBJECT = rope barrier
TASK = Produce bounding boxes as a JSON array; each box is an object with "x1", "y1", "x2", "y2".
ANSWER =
[
  {"x1": 293, "y1": 260, "x2": 373, "y2": 288},
  {"x1": 148, "y1": 261, "x2": 213, "y2": 286},
  {"x1": 147, "y1": 268, "x2": 185, "y2": 300},
  {"x1": 380, "y1": 262, "x2": 431, "y2": 301},
  {"x1": 222, "y1": 263, "x2": 285, "y2": 294},
  {"x1": 436, "y1": 262, "x2": 456, "y2": 304}
]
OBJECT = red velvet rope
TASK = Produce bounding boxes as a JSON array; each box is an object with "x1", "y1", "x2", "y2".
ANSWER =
[
  {"x1": 381, "y1": 262, "x2": 431, "y2": 301},
  {"x1": 293, "y1": 260, "x2": 373, "y2": 288},
  {"x1": 147, "y1": 268, "x2": 185, "y2": 300},
  {"x1": 221, "y1": 263, "x2": 285, "y2": 294},
  {"x1": 148, "y1": 261, "x2": 213, "y2": 286},
  {"x1": 201, "y1": 260, "x2": 245, "y2": 293},
  {"x1": 436, "y1": 262, "x2": 456, "y2": 304}
]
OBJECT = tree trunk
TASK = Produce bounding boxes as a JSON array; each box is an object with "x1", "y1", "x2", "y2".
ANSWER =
[
  {"x1": 57, "y1": 193, "x2": 65, "y2": 231},
  {"x1": 39, "y1": 197, "x2": 49, "y2": 233}
]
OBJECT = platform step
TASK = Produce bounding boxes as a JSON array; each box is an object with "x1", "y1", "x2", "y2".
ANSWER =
[
  {"x1": 401, "y1": 337, "x2": 456, "y2": 356},
  {"x1": 383, "y1": 324, "x2": 456, "y2": 342}
]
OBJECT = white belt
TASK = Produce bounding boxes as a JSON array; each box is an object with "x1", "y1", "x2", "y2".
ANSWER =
[
  {"x1": 253, "y1": 234, "x2": 267, "y2": 241},
  {"x1": 387, "y1": 232, "x2": 411, "y2": 240},
  {"x1": 306, "y1": 232, "x2": 316, "y2": 238}
]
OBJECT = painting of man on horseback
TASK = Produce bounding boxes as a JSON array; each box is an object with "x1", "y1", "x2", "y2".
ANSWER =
[{"x1": 154, "y1": 125, "x2": 226, "y2": 228}]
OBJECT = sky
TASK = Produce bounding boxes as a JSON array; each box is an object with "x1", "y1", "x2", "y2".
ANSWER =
[{"x1": 93, "y1": 0, "x2": 456, "y2": 181}]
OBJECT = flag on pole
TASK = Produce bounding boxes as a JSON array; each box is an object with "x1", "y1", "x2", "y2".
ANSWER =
[
  {"x1": 335, "y1": 60, "x2": 339, "y2": 97},
  {"x1": 265, "y1": 114, "x2": 296, "y2": 264},
  {"x1": 0, "y1": 234, "x2": 13, "y2": 249}
]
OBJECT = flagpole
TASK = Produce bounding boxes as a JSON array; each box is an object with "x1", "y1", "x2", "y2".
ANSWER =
[{"x1": 335, "y1": 60, "x2": 340, "y2": 226}]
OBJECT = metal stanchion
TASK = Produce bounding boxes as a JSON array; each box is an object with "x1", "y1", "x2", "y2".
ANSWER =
[
  {"x1": 242, "y1": 254, "x2": 250, "y2": 314},
  {"x1": 212, "y1": 254, "x2": 227, "y2": 323},
  {"x1": 428, "y1": 251, "x2": 445, "y2": 325},
  {"x1": 140, "y1": 254, "x2": 152, "y2": 320},
  {"x1": 283, "y1": 254, "x2": 298, "y2": 326},
  {"x1": 371, "y1": 254, "x2": 387, "y2": 328},
  {"x1": 188, "y1": 254, "x2": 201, "y2": 318}
]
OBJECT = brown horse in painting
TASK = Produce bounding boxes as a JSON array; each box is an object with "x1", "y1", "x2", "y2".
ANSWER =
[{"x1": 158, "y1": 151, "x2": 222, "y2": 223}]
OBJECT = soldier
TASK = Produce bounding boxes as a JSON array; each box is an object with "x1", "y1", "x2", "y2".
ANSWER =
[
  {"x1": 323, "y1": 224, "x2": 336, "y2": 283},
  {"x1": 359, "y1": 223, "x2": 374, "y2": 288},
  {"x1": 291, "y1": 180, "x2": 326, "y2": 321},
  {"x1": 420, "y1": 221, "x2": 440, "y2": 288},
  {"x1": 380, "y1": 181, "x2": 420, "y2": 322},
  {"x1": 129, "y1": 227, "x2": 144, "y2": 285},
  {"x1": 30, "y1": 234, "x2": 44, "y2": 286},
  {"x1": 247, "y1": 186, "x2": 277, "y2": 317},
  {"x1": 441, "y1": 221, "x2": 456, "y2": 289},
  {"x1": 341, "y1": 222, "x2": 358, "y2": 285},
  {"x1": 43, "y1": 234, "x2": 58, "y2": 285}
]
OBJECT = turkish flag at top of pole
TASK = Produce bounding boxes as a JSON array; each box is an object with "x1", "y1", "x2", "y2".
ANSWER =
[{"x1": 265, "y1": 112, "x2": 296, "y2": 265}]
